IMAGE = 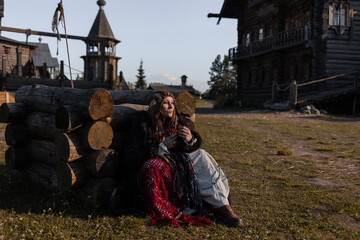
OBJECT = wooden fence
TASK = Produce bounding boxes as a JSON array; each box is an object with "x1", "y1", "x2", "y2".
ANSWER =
[
  {"x1": 0, "y1": 91, "x2": 15, "y2": 105},
  {"x1": 271, "y1": 70, "x2": 360, "y2": 112}
]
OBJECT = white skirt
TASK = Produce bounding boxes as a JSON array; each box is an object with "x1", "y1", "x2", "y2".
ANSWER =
[{"x1": 189, "y1": 149, "x2": 230, "y2": 208}]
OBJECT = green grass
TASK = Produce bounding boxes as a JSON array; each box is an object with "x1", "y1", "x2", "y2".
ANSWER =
[
  {"x1": 195, "y1": 99, "x2": 213, "y2": 107},
  {"x1": 0, "y1": 113, "x2": 360, "y2": 239}
]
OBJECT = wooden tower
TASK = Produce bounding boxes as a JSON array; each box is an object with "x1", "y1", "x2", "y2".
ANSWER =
[{"x1": 82, "y1": 0, "x2": 121, "y2": 83}]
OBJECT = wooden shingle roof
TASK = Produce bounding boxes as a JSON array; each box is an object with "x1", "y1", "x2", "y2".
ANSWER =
[{"x1": 88, "y1": 0, "x2": 119, "y2": 43}]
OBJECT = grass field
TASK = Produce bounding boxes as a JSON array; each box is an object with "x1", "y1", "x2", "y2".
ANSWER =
[{"x1": 0, "y1": 112, "x2": 359, "y2": 239}]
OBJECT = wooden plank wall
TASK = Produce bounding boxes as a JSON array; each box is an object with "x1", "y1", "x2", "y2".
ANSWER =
[
  {"x1": 0, "y1": 91, "x2": 15, "y2": 105},
  {"x1": 325, "y1": 1, "x2": 360, "y2": 82}
]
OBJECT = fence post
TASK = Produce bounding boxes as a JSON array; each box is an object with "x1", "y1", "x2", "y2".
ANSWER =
[
  {"x1": 60, "y1": 61, "x2": 64, "y2": 87},
  {"x1": 354, "y1": 71, "x2": 359, "y2": 88},
  {"x1": 272, "y1": 80, "x2": 278, "y2": 103},
  {"x1": 289, "y1": 79, "x2": 298, "y2": 108}
]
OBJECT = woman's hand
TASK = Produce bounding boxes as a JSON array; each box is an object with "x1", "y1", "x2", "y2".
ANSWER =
[
  {"x1": 178, "y1": 126, "x2": 193, "y2": 143},
  {"x1": 162, "y1": 133, "x2": 178, "y2": 149}
]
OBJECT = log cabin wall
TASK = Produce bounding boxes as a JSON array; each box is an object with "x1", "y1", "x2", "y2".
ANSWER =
[
  {"x1": 323, "y1": 1, "x2": 360, "y2": 85},
  {"x1": 232, "y1": 0, "x2": 317, "y2": 104},
  {"x1": 0, "y1": 41, "x2": 34, "y2": 77},
  {"x1": 227, "y1": 0, "x2": 360, "y2": 105}
]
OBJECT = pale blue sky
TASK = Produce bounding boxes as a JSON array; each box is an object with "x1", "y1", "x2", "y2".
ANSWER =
[{"x1": 2, "y1": 0, "x2": 237, "y2": 92}]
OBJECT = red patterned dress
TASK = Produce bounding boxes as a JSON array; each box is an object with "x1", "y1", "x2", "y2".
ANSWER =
[{"x1": 139, "y1": 158, "x2": 214, "y2": 227}]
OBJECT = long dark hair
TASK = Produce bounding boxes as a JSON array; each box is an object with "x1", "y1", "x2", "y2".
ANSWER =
[{"x1": 148, "y1": 91, "x2": 177, "y2": 143}]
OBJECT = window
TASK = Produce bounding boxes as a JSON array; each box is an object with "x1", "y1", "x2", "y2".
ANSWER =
[
  {"x1": 259, "y1": 28, "x2": 264, "y2": 41},
  {"x1": 329, "y1": 2, "x2": 351, "y2": 27},
  {"x1": 245, "y1": 33, "x2": 251, "y2": 46},
  {"x1": 3, "y1": 46, "x2": 10, "y2": 55}
]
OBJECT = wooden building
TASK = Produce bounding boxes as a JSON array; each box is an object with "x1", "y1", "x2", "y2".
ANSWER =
[
  {"x1": 147, "y1": 75, "x2": 201, "y2": 98},
  {"x1": 81, "y1": 0, "x2": 121, "y2": 83},
  {"x1": 0, "y1": 0, "x2": 122, "y2": 92},
  {"x1": 209, "y1": 0, "x2": 360, "y2": 110},
  {"x1": 0, "y1": 36, "x2": 58, "y2": 78}
]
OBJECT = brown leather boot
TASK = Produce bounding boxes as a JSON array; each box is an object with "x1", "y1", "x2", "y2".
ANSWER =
[{"x1": 213, "y1": 205, "x2": 244, "y2": 227}]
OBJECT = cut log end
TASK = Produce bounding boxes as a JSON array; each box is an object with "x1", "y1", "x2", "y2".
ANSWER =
[
  {"x1": 89, "y1": 90, "x2": 114, "y2": 120},
  {"x1": 85, "y1": 121, "x2": 114, "y2": 150},
  {"x1": 176, "y1": 91, "x2": 195, "y2": 117},
  {"x1": 55, "y1": 132, "x2": 86, "y2": 162},
  {"x1": 54, "y1": 133, "x2": 71, "y2": 162},
  {"x1": 55, "y1": 105, "x2": 71, "y2": 131},
  {"x1": 83, "y1": 149, "x2": 119, "y2": 178},
  {"x1": 0, "y1": 103, "x2": 28, "y2": 123},
  {"x1": 56, "y1": 161, "x2": 88, "y2": 189},
  {"x1": 5, "y1": 124, "x2": 29, "y2": 147},
  {"x1": 0, "y1": 103, "x2": 9, "y2": 123},
  {"x1": 5, "y1": 147, "x2": 29, "y2": 169}
]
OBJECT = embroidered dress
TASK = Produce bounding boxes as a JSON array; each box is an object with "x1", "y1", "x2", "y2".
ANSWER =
[{"x1": 139, "y1": 158, "x2": 214, "y2": 227}]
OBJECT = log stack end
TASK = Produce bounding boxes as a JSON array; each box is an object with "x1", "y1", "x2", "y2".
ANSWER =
[{"x1": 89, "y1": 90, "x2": 114, "y2": 121}]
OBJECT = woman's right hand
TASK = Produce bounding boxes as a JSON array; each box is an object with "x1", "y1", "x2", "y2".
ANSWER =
[{"x1": 162, "y1": 133, "x2": 178, "y2": 149}]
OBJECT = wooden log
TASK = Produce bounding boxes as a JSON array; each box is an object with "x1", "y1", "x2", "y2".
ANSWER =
[
  {"x1": 15, "y1": 85, "x2": 114, "y2": 120},
  {"x1": 56, "y1": 161, "x2": 88, "y2": 189},
  {"x1": 5, "y1": 124, "x2": 29, "y2": 147},
  {"x1": 25, "y1": 162, "x2": 58, "y2": 189},
  {"x1": 109, "y1": 104, "x2": 148, "y2": 131},
  {"x1": 25, "y1": 112, "x2": 59, "y2": 140},
  {"x1": 0, "y1": 102, "x2": 28, "y2": 123},
  {"x1": 110, "y1": 130, "x2": 129, "y2": 153},
  {"x1": 110, "y1": 90, "x2": 188, "y2": 105},
  {"x1": 54, "y1": 132, "x2": 87, "y2": 162},
  {"x1": 175, "y1": 91, "x2": 195, "y2": 117},
  {"x1": 26, "y1": 139, "x2": 60, "y2": 166},
  {"x1": 110, "y1": 90, "x2": 154, "y2": 105},
  {"x1": 81, "y1": 121, "x2": 113, "y2": 150},
  {"x1": 5, "y1": 147, "x2": 30, "y2": 169},
  {"x1": 83, "y1": 149, "x2": 119, "y2": 178},
  {"x1": 55, "y1": 105, "x2": 84, "y2": 132},
  {"x1": 78, "y1": 177, "x2": 119, "y2": 209}
]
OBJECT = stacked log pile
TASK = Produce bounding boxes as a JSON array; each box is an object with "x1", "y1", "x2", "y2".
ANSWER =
[
  {"x1": 1, "y1": 85, "x2": 116, "y2": 208},
  {"x1": 1, "y1": 85, "x2": 196, "y2": 210}
]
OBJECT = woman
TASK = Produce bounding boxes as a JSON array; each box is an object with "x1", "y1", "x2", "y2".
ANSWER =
[{"x1": 118, "y1": 91, "x2": 243, "y2": 227}]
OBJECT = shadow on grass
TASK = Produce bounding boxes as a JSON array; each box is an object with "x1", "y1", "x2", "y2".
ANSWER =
[{"x1": 0, "y1": 164, "x2": 110, "y2": 220}]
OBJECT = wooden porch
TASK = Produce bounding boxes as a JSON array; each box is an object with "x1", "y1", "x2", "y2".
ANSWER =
[
  {"x1": 229, "y1": 25, "x2": 312, "y2": 61},
  {"x1": 265, "y1": 70, "x2": 360, "y2": 113}
]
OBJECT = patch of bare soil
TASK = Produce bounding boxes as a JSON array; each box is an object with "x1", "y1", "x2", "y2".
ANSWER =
[
  {"x1": 332, "y1": 214, "x2": 360, "y2": 231},
  {"x1": 304, "y1": 178, "x2": 344, "y2": 188}
]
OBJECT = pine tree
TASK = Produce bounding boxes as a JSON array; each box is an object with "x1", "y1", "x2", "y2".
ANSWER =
[
  {"x1": 135, "y1": 59, "x2": 147, "y2": 90},
  {"x1": 207, "y1": 54, "x2": 237, "y2": 96}
]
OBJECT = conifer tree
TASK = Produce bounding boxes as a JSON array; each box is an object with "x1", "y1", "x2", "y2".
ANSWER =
[
  {"x1": 207, "y1": 54, "x2": 237, "y2": 96},
  {"x1": 135, "y1": 59, "x2": 147, "y2": 90}
]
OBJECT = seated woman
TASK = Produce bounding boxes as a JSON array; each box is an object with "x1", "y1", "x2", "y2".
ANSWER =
[{"x1": 116, "y1": 91, "x2": 243, "y2": 227}]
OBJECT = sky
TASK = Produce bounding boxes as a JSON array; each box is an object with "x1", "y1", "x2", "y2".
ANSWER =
[{"x1": 2, "y1": 0, "x2": 237, "y2": 93}]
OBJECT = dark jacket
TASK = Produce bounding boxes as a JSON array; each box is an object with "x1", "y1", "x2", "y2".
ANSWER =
[
  {"x1": 122, "y1": 111, "x2": 202, "y2": 178},
  {"x1": 111, "y1": 111, "x2": 202, "y2": 215}
]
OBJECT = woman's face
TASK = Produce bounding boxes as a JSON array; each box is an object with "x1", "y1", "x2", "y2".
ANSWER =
[{"x1": 160, "y1": 96, "x2": 175, "y2": 119}]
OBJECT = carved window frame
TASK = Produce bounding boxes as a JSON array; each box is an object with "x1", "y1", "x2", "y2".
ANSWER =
[{"x1": 329, "y1": 1, "x2": 353, "y2": 34}]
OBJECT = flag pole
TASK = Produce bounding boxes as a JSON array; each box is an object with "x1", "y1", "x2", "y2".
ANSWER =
[{"x1": 60, "y1": 0, "x2": 74, "y2": 88}]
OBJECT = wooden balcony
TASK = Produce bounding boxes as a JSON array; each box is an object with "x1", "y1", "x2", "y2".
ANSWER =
[{"x1": 229, "y1": 25, "x2": 312, "y2": 61}]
